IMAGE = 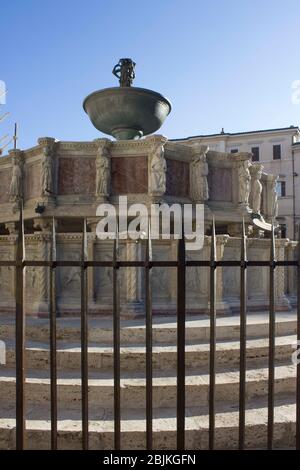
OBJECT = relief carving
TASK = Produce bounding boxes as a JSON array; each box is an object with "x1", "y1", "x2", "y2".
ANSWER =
[
  {"x1": 250, "y1": 164, "x2": 263, "y2": 214},
  {"x1": 238, "y1": 160, "x2": 251, "y2": 205},
  {"x1": 149, "y1": 140, "x2": 167, "y2": 196},
  {"x1": 95, "y1": 140, "x2": 111, "y2": 197},
  {"x1": 9, "y1": 153, "x2": 23, "y2": 203},
  {"x1": 190, "y1": 145, "x2": 209, "y2": 201},
  {"x1": 41, "y1": 144, "x2": 55, "y2": 196}
]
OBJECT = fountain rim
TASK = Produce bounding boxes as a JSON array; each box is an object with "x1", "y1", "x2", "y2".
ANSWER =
[{"x1": 83, "y1": 86, "x2": 172, "y2": 114}]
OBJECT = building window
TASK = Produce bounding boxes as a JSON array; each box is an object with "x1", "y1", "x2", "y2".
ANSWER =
[
  {"x1": 251, "y1": 146, "x2": 259, "y2": 161},
  {"x1": 276, "y1": 181, "x2": 286, "y2": 197},
  {"x1": 230, "y1": 148, "x2": 238, "y2": 154},
  {"x1": 273, "y1": 144, "x2": 281, "y2": 160}
]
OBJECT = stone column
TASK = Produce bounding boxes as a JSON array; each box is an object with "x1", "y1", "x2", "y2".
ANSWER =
[
  {"x1": 285, "y1": 241, "x2": 297, "y2": 307},
  {"x1": 32, "y1": 218, "x2": 54, "y2": 317},
  {"x1": 215, "y1": 235, "x2": 231, "y2": 314},
  {"x1": 124, "y1": 239, "x2": 143, "y2": 317},
  {"x1": 86, "y1": 218, "x2": 99, "y2": 314},
  {"x1": 275, "y1": 239, "x2": 291, "y2": 311}
]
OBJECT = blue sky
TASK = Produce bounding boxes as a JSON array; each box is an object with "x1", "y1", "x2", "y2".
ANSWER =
[{"x1": 1, "y1": 0, "x2": 300, "y2": 150}]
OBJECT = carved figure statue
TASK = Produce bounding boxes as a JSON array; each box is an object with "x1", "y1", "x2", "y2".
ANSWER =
[
  {"x1": 190, "y1": 145, "x2": 209, "y2": 201},
  {"x1": 150, "y1": 142, "x2": 166, "y2": 194},
  {"x1": 251, "y1": 166, "x2": 263, "y2": 214},
  {"x1": 95, "y1": 142, "x2": 111, "y2": 196},
  {"x1": 41, "y1": 145, "x2": 54, "y2": 195},
  {"x1": 9, "y1": 156, "x2": 22, "y2": 201},
  {"x1": 112, "y1": 58, "x2": 136, "y2": 87},
  {"x1": 238, "y1": 160, "x2": 251, "y2": 205}
]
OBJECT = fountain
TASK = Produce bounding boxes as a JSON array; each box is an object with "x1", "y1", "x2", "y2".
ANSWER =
[{"x1": 83, "y1": 58, "x2": 171, "y2": 140}]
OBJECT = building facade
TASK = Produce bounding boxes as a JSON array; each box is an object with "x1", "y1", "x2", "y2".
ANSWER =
[{"x1": 174, "y1": 126, "x2": 300, "y2": 239}]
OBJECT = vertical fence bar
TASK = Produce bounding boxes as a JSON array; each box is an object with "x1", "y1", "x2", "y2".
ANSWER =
[
  {"x1": 267, "y1": 223, "x2": 276, "y2": 450},
  {"x1": 15, "y1": 205, "x2": 25, "y2": 450},
  {"x1": 296, "y1": 225, "x2": 300, "y2": 449},
  {"x1": 177, "y1": 224, "x2": 186, "y2": 450},
  {"x1": 113, "y1": 227, "x2": 121, "y2": 450},
  {"x1": 209, "y1": 218, "x2": 217, "y2": 450},
  {"x1": 81, "y1": 219, "x2": 89, "y2": 450},
  {"x1": 239, "y1": 219, "x2": 247, "y2": 450},
  {"x1": 145, "y1": 223, "x2": 153, "y2": 450},
  {"x1": 50, "y1": 217, "x2": 57, "y2": 450}
]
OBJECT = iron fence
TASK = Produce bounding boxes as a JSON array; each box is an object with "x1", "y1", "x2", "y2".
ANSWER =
[{"x1": 2, "y1": 208, "x2": 300, "y2": 450}]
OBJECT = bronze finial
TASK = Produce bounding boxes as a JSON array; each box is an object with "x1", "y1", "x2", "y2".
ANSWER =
[{"x1": 112, "y1": 58, "x2": 136, "y2": 87}]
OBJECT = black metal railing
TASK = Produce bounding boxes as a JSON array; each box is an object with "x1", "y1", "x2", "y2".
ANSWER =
[{"x1": 1, "y1": 208, "x2": 300, "y2": 450}]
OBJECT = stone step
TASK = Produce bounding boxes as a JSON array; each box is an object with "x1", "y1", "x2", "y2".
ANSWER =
[
  {"x1": 3, "y1": 334, "x2": 296, "y2": 371},
  {"x1": 0, "y1": 362, "x2": 296, "y2": 409},
  {"x1": 0, "y1": 395, "x2": 296, "y2": 449},
  {"x1": 0, "y1": 312, "x2": 296, "y2": 344}
]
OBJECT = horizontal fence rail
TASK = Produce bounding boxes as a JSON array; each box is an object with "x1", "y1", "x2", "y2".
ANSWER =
[{"x1": 0, "y1": 211, "x2": 299, "y2": 450}]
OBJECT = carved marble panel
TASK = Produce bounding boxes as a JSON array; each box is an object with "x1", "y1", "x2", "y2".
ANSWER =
[
  {"x1": 0, "y1": 248, "x2": 13, "y2": 300},
  {"x1": 25, "y1": 248, "x2": 44, "y2": 302},
  {"x1": 247, "y1": 243, "x2": 269, "y2": 300},
  {"x1": 56, "y1": 241, "x2": 81, "y2": 303},
  {"x1": 222, "y1": 245, "x2": 240, "y2": 299},
  {"x1": 186, "y1": 250, "x2": 209, "y2": 308},
  {"x1": 152, "y1": 241, "x2": 176, "y2": 308},
  {"x1": 93, "y1": 241, "x2": 126, "y2": 306}
]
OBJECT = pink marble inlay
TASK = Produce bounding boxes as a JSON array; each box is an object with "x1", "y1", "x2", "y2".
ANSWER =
[
  {"x1": 166, "y1": 159, "x2": 190, "y2": 197},
  {"x1": 111, "y1": 156, "x2": 148, "y2": 194},
  {"x1": 58, "y1": 157, "x2": 96, "y2": 195},
  {"x1": 208, "y1": 166, "x2": 232, "y2": 202}
]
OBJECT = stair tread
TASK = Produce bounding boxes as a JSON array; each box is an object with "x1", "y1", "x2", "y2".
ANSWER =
[
  {"x1": 0, "y1": 395, "x2": 296, "y2": 430},
  {"x1": 3, "y1": 333, "x2": 297, "y2": 351},
  {"x1": 0, "y1": 362, "x2": 296, "y2": 385},
  {"x1": 0, "y1": 311, "x2": 297, "y2": 329}
]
